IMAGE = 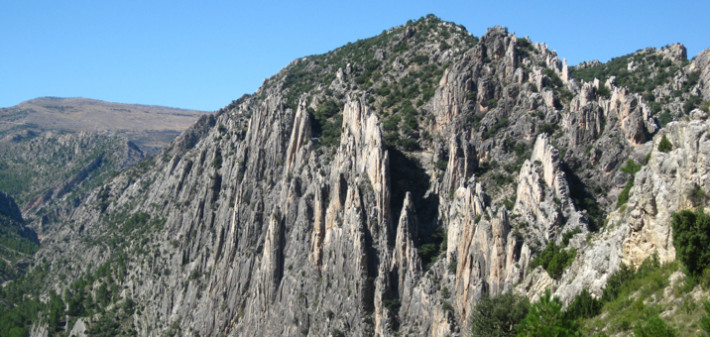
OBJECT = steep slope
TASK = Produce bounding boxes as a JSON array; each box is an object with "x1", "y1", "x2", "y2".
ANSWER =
[
  {"x1": 0, "y1": 192, "x2": 38, "y2": 282},
  {"x1": 2, "y1": 15, "x2": 709, "y2": 337},
  {"x1": 0, "y1": 132, "x2": 143, "y2": 211}
]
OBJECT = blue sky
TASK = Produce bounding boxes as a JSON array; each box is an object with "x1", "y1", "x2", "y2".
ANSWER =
[{"x1": 1, "y1": 1, "x2": 708, "y2": 111}]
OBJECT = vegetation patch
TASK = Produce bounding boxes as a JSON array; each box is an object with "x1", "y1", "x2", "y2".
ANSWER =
[
  {"x1": 658, "y1": 135, "x2": 673, "y2": 153},
  {"x1": 0, "y1": 214, "x2": 39, "y2": 282},
  {"x1": 469, "y1": 292, "x2": 529, "y2": 337},
  {"x1": 517, "y1": 290, "x2": 580, "y2": 336},
  {"x1": 671, "y1": 209, "x2": 710, "y2": 277},
  {"x1": 529, "y1": 241, "x2": 577, "y2": 279},
  {"x1": 309, "y1": 99, "x2": 344, "y2": 148},
  {"x1": 570, "y1": 49, "x2": 684, "y2": 99},
  {"x1": 617, "y1": 159, "x2": 643, "y2": 208},
  {"x1": 417, "y1": 226, "x2": 446, "y2": 270},
  {"x1": 576, "y1": 255, "x2": 710, "y2": 335},
  {"x1": 274, "y1": 15, "x2": 476, "y2": 152}
]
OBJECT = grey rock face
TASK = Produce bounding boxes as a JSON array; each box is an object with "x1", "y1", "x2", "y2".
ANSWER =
[
  {"x1": 692, "y1": 48, "x2": 710, "y2": 100},
  {"x1": 519, "y1": 118, "x2": 710, "y2": 304}
]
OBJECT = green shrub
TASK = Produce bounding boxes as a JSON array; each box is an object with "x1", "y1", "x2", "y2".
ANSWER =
[
  {"x1": 442, "y1": 300, "x2": 454, "y2": 315},
  {"x1": 684, "y1": 95, "x2": 703, "y2": 114},
  {"x1": 435, "y1": 159, "x2": 448, "y2": 171},
  {"x1": 448, "y1": 259, "x2": 457, "y2": 274},
  {"x1": 617, "y1": 179, "x2": 634, "y2": 207},
  {"x1": 539, "y1": 123, "x2": 558, "y2": 135},
  {"x1": 483, "y1": 118, "x2": 509, "y2": 139},
  {"x1": 633, "y1": 313, "x2": 676, "y2": 337},
  {"x1": 310, "y1": 100, "x2": 344, "y2": 147},
  {"x1": 602, "y1": 264, "x2": 634, "y2": 302},
  {"x1": 596, "y1": 86, "x2": 611, "y2": 98},
  {"x1": 121, "y1": 212, "x2": 150, "y2": 234},
  {"x1": 658, "y1": 111, "x2": 673, "y2": 127},
  {"x1": 687, "y1": 184, "x2": 707, "y2": 207},
  {"x1": 383, "y1": 298, "x2": 400, "y2": 312},
  {"x1": 701, "y1": 301, "x2": 710, "y2": 336},
  {"x1": 700, "y1": 101, "x2": 710, "y2": 113},
  {"x1": 543, "y1": 68, "x2": 563, "y2": 88},
  {"x1": 671, "y1": 209, "x2": 710, "y2": 276},
  {"x1": 530, "y1": 242, "x2": 576, "y2": 279},
  {"x1": 620, "y1": 159, "x2": 642, "y2": 174},
  {"x1": 516, "y1": 290, "x2": 579, "y2": 336},
  {"x1": 212, "y1": 150, "x2": 222, "y2": 169},
  {"x1": 417, "y1": 226, "x2": 446, "y2": 270},
  {"x1": 617, "y1": 159, "x2": 644, "y2": 208},
  {"x1": 658, "y1": 135, "x2": 672, "y2": 153},
  {"x1": 563, "y1": 289, "x2": 602, "y2": 321},
  {"x1": 470, "y1": 292, "x2": 529, "y2": 337},
  {"x1": 485, "y1": 98, "x2": 498, "y2": 108}
]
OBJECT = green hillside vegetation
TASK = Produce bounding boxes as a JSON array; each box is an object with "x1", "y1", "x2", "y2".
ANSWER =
[
  {"x1": 0, "y1": 133, "x2": 132, "y2": 206},
  {"x1": 472, "y1": 256, "x2": 710, "y2": 336},
  {"x1": 570, "y1": 47, "x2": 708, "y2": 122},
  {"x1": 473, "y1": 209, "x2": 710, "y2": 336},
  {"x1": 0, "y1": 214, "x2": 38, "y2": 282},
  {"x1": 570, "y1": 49, "x2": 687, "y2": 97},
  {"x1": 0, "y1": 210, "x2": 167, "y2": 336}
]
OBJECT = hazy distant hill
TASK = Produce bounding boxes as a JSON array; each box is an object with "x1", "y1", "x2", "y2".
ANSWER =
[
  {"x1": 0, "y1": 97, "x2": 208, "y2": 154},
  {"x1": 0, "y1": 97, "x2": 208, "y2": 210}
]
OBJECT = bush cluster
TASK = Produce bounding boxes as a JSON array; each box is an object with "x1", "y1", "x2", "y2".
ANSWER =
[
  {"x1": 658, "y1": 135, "x2": 673, "y2": 153},
  {"x1": 671, "y1": 209, "x2": 710, "y2": 277},
  {"x1": 469, "y1": 292, "x2": 529, "y2": 337},
  {"x1": 530, "y1": 231, "x2": 579, "y2": 280}
]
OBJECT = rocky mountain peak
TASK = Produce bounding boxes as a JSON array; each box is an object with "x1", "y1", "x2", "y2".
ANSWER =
[{"x1": 659, "y1": 43, "x2": 687, "y2": 62}]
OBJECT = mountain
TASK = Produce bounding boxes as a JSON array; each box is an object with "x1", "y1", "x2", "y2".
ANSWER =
[
  {"x1": 0, "y1": 97, "x2": 208, "y2": 155},
  {"x1": 1, "y1": 15, "x2": 710, "y2": 337},
  {"x1": 0, "y1": 97, "x2": 208, "y2": 219}
]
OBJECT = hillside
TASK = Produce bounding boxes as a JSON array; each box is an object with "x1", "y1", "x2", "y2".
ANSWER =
[
  {"x1": 0, "y1": 97, "x2": 208, "y2": 212},
  {"x1": 1, "y1": 15, "x2": 710, "y2": 337},
  {"x1": 0, "y1": 192, "x2": 38, "y2": 282},
  {"x1": 0, "y1": 97, "x2": 208, "y2": 155}
]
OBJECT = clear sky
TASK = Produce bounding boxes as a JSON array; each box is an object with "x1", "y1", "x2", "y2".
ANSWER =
[{"x1": 1, "y1": 0, "x2": 708, "y2": 111}]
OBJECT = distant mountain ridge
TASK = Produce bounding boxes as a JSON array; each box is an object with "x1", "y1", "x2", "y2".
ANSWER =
[
  {"x1": 0, "y1": 97, "x2": 208, "y2": 223},
  {"x1": 0, "y1": 97, "x2": 209, "y2": 154}
]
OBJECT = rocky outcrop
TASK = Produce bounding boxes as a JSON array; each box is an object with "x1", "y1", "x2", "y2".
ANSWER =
[
  {"x1": 514, "y1": 134, "x2": 586, "y2": 246},
  {"x1": 691, "y1": 48, "x2": 710, "y2": 100},
  {"x1": 603, "y1": 85, "x2": 657, "y2": 145},
  {"x1": 520, "y1": 117, "x2": 710, "y2": 304},
  {"x1": 619, "y1": 117, "x2": 710, "y2": 266},
  {"x1": 284, "y1": 102, "x2": 311, "y2": 174}
]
